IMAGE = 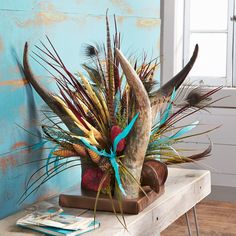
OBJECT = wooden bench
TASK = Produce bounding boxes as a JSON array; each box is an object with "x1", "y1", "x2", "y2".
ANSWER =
[{"x1": 0, "y1": 168, "x2": 210, "y2": 236}]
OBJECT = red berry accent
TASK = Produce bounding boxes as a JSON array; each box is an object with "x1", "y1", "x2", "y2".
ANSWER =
[{"x1": 81, "y1": 168, "x2": 109, "y2": 192}]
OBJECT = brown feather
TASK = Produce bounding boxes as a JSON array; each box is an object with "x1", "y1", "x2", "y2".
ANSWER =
[
  {"x1": 88, "y1": 149, "x2": 101, "y2": 163},
  {"x1": 73, "y1": 144, "x2": 88, "y2": 158},
  {"x1": 53, "y1": 149, "x2": 78, "y2": 157}
]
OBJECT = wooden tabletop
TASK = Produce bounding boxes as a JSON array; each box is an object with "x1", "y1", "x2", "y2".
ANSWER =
[{"x1": 0, "y1": 168, "x2": 211, "y2": 236}]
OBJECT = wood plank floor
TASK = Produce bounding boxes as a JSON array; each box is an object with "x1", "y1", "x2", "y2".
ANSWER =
[{"x1": 162, "y1": 200, "x2": 236, "y2": 236}]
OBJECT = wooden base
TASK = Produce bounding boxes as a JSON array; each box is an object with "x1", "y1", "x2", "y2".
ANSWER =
[{"x1": 59, "y1": 186, "x2": 165, "y2": 214}]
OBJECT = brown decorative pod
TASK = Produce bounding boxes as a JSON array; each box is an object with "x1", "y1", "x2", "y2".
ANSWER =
[
  {"x1": 141, "y1": 159, "x2": 168, "y2": 192},
  {"x1": 59, "y1": 160, "x2": 168, "y2": 214}
]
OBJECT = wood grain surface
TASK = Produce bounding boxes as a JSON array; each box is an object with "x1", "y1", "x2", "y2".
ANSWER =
[{"x1": 162, "y1": 200, "x2": 236, "y2": 236}]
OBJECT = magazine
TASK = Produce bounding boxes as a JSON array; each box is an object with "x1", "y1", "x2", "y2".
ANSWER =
[{"x1": 16, "y1": 209, "x2": 100, "y2": 235}]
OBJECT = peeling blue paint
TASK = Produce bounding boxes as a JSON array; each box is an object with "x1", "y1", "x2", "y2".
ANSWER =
[
  {"x1": 0, "y1": 0, "x2": 160, "y2": 18},
  {"x1": 0, "y1": 1, "x2": 161, "y2": 218}
]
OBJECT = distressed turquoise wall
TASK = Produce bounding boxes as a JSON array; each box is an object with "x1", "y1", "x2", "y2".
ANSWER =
[{"x1": 0, "y1": 0, "x2": 160, "y2": 218}]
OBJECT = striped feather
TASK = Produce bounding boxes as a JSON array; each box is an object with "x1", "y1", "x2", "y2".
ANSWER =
[
  {"x1": 79, "y1": 73, "x2": 107, "y2": 124},
  {"x1": 73, "y1": 143, "x2": 88, "y2": 157},
  {"x1": 106, "y1": 12, "x2": 116, "y2": 126},
  {"x1": 59, "y1": 141, "x2": 74, "y2": 151},
  {"x1": 53, "y1": 149, "x2": 78, "y2": 157},
  {"x1": 52, "y1": 95, "x2": 89, "y2": 134},
  {"x1": 88, "y1": 149, "x2": 101, "y2": 163}
]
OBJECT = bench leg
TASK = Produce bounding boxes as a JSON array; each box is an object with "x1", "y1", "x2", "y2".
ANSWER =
[
  {"x1": 185, "y1": 212, "x2": 192, "y2": 236},
  {"x1": 193, "y1": 205, "x2": 200, "y2": 236},
  {"x1": 184, "y1": 205, "x2": 200, "y2": 236}
]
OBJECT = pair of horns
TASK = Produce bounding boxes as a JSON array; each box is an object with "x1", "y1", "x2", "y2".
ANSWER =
[{"x1": 23, "y1": 43, "x2": 198, "y2": 198}]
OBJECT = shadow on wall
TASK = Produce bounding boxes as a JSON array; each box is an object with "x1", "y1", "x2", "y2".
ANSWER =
[
  {"x1": 0, "y1": 51, "x2": 47, "y2": 218},
  {"x1": 0, "y1": 50, "x2": 81, "y2": 219}
]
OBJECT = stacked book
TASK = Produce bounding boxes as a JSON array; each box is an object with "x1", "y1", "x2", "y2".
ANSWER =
[{"x1": 16, "y1": 209, "x2": 100, "y2": 236}]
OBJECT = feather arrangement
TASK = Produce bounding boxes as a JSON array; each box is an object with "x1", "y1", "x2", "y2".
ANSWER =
[{"x1": 16, "y1": 13, "x2": 222, "y2": 227}]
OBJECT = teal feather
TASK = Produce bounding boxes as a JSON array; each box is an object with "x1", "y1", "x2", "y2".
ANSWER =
[
  {"x1": 151, "y1": 88, "x2": 176, "y2": 135},
  {"x1": 80, "y1": 138, "x2": 125, "y2": 193},
  {"x1": 170, "y1": 120, "x2": 199, "y2": 139},
  {"x1": 31, "y1": 140, "x2": 48, "y2": 151},
  {"x1": 150, "y1": 120, "x2": 199, "y2": 146},
  {"x1": 160, "y1": 87, "x2": 176, "y2": 126},
  {"x1": 113, "y1": 113, "x2": 139, "y2": 152},
  {"x1": 42, "y1": 126, "x2": 74, "y2": 142},
  {"x1": 79, "y1": 113, "x2": 139, "y2": 195},
  {"x1": 79, "y1": 138, "x2": 110, "y2": 158},
  {"x1": 46, "y1": 144, "x2": 60, "y2": 176},
  {"x1": 0, "y1": 140, "x2": 48, "y2": 158},
  {"x1": 109, "y1": 151, "x2": 126, "y2": 195}
]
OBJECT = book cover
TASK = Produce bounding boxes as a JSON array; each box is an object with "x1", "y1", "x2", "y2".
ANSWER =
[{"x1": 17, "y1": 220, "x2": 100, "y2": 236}]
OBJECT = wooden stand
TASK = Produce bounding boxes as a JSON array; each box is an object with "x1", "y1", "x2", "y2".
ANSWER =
[
  {"x1": 59, "y1": 160, "x2": 168, "y2": 214},
  {"x1": 59, "y1": 186, "x2": 164, "y2": 214}
]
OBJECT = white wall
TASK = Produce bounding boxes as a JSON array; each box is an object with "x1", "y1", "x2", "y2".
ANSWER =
[{"x1": 161, "y1": 0, "x2": 236, "y2": 202}]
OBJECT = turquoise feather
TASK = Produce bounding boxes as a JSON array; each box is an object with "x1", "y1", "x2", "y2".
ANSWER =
[
  {"x1": 80, "y1": 138, "x2": 125, "y2": 194},
  {"x1": 151, "y1": 88, "x2": 176, "y2": 135},
  {"x1": 171, "y1": 120, "x2": 199, "y2": 139},
  {"x1": 109, "y1": 151, "x2": 126, "y2": 195},
  {"x1": 150, "y1": 120, "x2": 199, "y2": 146},
  {"x1": 78, "y1": 113, "x2": 139, "y2": 195},
  {"x1": 113, "y1": 113, "x2": 139, "y2": 152},
  {"x1": 31, "y1": 140, "x2": 48, "y2": 151},
  {"x1": 79, "y1": 138, "x2": 110, "y2": 158},
  {"x1": 160, "y1": 87, "x2": 176, "y2": 126},
  {"x1": 46, "y1": 144, "x2": 60, "y2": 176}
]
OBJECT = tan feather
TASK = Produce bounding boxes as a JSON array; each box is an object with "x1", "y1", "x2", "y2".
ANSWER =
[
  {"x1": 81, "y1": 118, "x2": 107, "y2": 145},
  {"x1": 53, "y1": 149, "x2": 78, "y2": 157},
  {"x1": 73, "y1": 144, "x2": 88, "y2": 158},
  {"x1": 79, "y1": 73, "x2": 108, "y2": 125},
  {"x1": 88, "y1": 149, "x2": 101, "y2": 163},
  {"x1": 52, "y1": 95, "x2": 90, "y2": 135}
]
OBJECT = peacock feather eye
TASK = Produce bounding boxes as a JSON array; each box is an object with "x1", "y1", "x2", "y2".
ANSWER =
[
  {"x1": 186, "y1": 90, "x2": 203, "y2": 106},
  {"x1": 83, "y1": 44, "x2": 99, "y2": 58}
]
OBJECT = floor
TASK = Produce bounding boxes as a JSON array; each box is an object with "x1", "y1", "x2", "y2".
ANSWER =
[{"x1": 162, "y1": 200, "x2": 236, "y2": 236}]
